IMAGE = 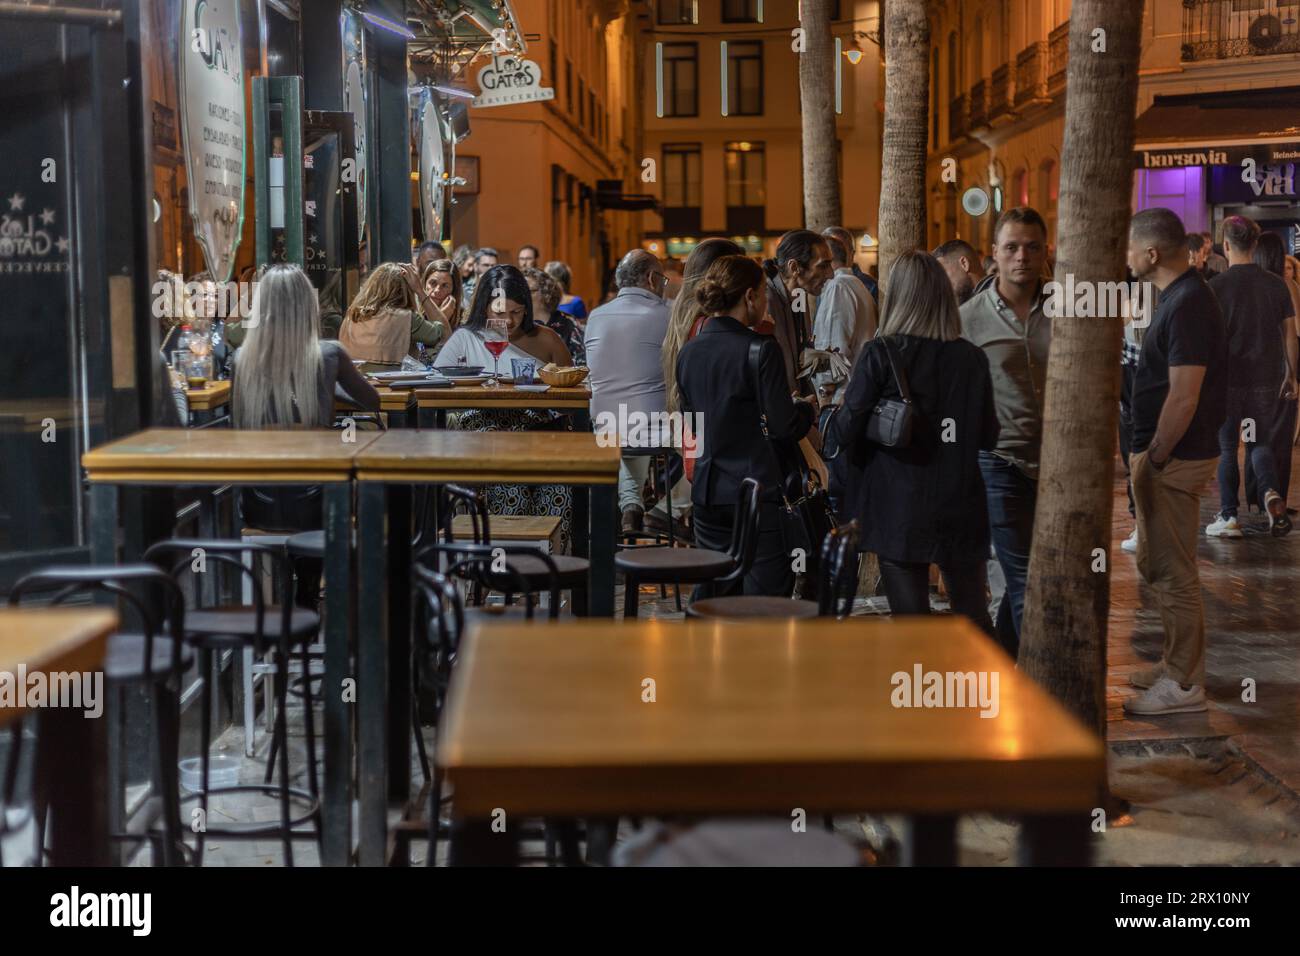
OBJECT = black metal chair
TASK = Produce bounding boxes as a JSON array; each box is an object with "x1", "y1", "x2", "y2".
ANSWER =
[
  {"x1": 686, "y1": 520, "x2": 862, "y2": 621},
  {"x1": 616, "y1": 477, "x2": 763, "y2": 618},
  {"x1": 144, "y1": 538, "x2": 321, "y2": 866},
  {"x1": 7, "y1": 565, "x2": 191, "y2": 866},
  {"x1": 438, "y1": 483, "x2": 588, "y2": 615}
]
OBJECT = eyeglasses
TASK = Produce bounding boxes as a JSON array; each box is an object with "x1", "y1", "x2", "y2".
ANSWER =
[{"x1": 650, "y1": 271, "x2": 669, "y2": 287}]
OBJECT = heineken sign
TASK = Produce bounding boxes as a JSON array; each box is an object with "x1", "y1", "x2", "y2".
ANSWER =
[
  {"x1": 473, "y1": 55, "x2": 555, "y2": 108},
  {"x1": 179, "y1": 0, "x2": 246, "y2": 282}
]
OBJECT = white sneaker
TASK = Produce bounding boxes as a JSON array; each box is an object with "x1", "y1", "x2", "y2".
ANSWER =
[
  {"x1": 1205, "y1": 513, "x2": 1243, "y2": 537},
  {"x1": 1120, "y1": 528, "x2": 1138, "y2": 554},
  {"x1": 1123, "y1": 676, "x2": 1207, "y2": 716}
]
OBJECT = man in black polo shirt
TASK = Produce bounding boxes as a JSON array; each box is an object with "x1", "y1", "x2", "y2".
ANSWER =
[
  {"x1": 1124, "y1": 208, "x2": 1228, "y2": 717},
  {"x1": 1205, "y1": 215, "x2": 1298, "y2": 539}
]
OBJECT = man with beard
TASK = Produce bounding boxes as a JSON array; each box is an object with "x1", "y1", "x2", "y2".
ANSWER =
[{"x1": 933, "y1": 239, "x2": 984, "y2": 304}]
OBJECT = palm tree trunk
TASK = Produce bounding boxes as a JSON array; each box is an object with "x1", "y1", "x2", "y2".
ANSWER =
[
  {"x1": 799, "y1": 0, "x2": 840, "y2": 231},
  {"x1": 1020, "y1": 0, "x2": 1147, "y2": 738},
  {"x1": 876, "y1": 0, "x2": 929, "y2": 287}
]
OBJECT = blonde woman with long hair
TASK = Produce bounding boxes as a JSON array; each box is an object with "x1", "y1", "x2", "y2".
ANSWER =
[
  {"x1": 823, "y1": 250, "x2": 998, "y2": 634},
  {"x1": 338, "y1": 261, "x2": 445, "y2": 371},
  {"x1": 662, "y1": 238, "x2": 744, "y2": 414}
]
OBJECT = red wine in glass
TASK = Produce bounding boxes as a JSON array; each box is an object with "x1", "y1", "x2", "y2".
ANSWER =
[{"x1": 484, "y1": 340, "x2": 509, "y2": 360}]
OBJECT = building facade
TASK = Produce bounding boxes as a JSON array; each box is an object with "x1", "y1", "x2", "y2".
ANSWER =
[
  {"x1": 929, "y1": 0, "x2": 1300, "y2": 257},
  {"x1": 448, "y1": 0, "x2": 648, "y2": 304},
  {"x1": 636, "y1": 0, "x2": 884, "y2": 264}
]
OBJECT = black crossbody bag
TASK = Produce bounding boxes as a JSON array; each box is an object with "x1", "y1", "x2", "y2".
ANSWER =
[{"x1": 864, "y1": 336, "x2": 916, "y2": 448}]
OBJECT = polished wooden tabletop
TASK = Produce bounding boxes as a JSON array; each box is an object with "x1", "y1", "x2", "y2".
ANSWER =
[
  {"x1": 414, "y1": 383, "x2": 591, "y2": 410},
  {"x1": 82, "y1": 427, "x2": 383, "y2": 482},
  {"x1": 184, "y1": 380, "x2": 231, "y2": 411},
  {"x1": 353, "y1": 428, "x2": 619, "y2": 483},
  {"x1": 335, "y1": 386, "x2": 414, "y2": 414},
  {"x1": 438, "y1": 618, "x2": 1105, "y2": 817},
  {"x1": 0, "y1": 608, "x2": 116, "y2": 727}
]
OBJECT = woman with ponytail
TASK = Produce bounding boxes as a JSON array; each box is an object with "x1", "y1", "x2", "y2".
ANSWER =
[
  {"x1": 662, "y1": 238, "x2": 744, "y2": 414},
  {"x1": 676, "y1": 255, "x2": 818, "y2": 598}
]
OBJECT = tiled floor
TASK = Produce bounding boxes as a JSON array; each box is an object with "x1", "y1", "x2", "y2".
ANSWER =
[{"x1": 127, "y1": 446, "x2": 1300, "y2": 865}]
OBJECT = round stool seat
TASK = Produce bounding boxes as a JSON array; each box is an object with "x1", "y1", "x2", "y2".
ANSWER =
[
  {"x1": 686, "y1": 596, "x2": 819, "y2": 620},
  {"x1": 187, "y1": 605, "x2": 321, "y2": 649},
  {"x1": 615, "y1": 546, "x2": 733, "y2": 582},
  {"x1": 103, "y1": 634, "x2": 196, "y2": 683}
]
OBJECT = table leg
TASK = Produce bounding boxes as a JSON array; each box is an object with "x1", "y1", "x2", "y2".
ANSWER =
[
  {"x1": 589, "y1": 485, "x2": 616, "y2": 617},
  {"x1": 388, "y1": 487, "x2": 412, "y2": 818},
  {"x1": 89, "y1": 482, "x2": 118, "y2": 566},
  {"x1": 39, "y1": 704, "x2": 110, "y2": 866},
  {"x1": 1018, "y1": 813, "x2": 1091, "y2": 866},
  {"x1": 356, "y1": 481, "x2": 389, "y2": 866},
  {"x1": 322, "y1": 481, "x2": 354, "y2": 866}
]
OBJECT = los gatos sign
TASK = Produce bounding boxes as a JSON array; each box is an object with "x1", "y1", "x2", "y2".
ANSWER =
[{"x1": 472, "y1": 55, "x2": 555, "y2": 108}]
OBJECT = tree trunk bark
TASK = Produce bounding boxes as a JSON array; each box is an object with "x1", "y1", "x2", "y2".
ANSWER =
[
  {"x1": 876, "y1": 0, "x2": 929, "y2": 288},
  {"x1": 799, "y1": 0, "x2": 840, "y2": 231},
  {"x1": 1020, "y1": 0, "x2": 1147, "y2": 738}
]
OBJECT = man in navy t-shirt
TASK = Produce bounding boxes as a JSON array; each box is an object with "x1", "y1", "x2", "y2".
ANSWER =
[{"x1": 1124, "y1": 207, "x2": 1227, "y2": 717}]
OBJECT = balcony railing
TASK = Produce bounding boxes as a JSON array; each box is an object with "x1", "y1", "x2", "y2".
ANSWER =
[
  {"x1": 989, "y1": 63, "x2": 1012, "y2": 120},
  {"x1": 1181, "y1": 0, "x2": 1300, "y2": 62},
  {"x1": 968, "y1": 78, "x2": 989, "y2": 129},
  {"x1": 1014, "y1": 41, "x2": 1047, "y2": 107},
  {"x1": 949, "y1": 94, "x2": 968, "y2": 140},
  {"x1": 1047, "y1": 21, "x2": 1069, "y2": 94}
]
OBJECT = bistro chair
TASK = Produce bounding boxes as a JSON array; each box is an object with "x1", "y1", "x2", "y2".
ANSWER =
[
  {"x1": 437, "y1": 482, "x2": 588, "y2": 615},
  {"x1": 145, "y1": 538, "x2": 321, "y2": 866},
  {"x1": 7, "y1": 565, "x2": 191, "y2": 866},
  {"x1": 616, "y1": 477, "x2": 763, "y2": 618},
  {"x1": 686, "y1": 521, "x2": 862, "y2": 621}
]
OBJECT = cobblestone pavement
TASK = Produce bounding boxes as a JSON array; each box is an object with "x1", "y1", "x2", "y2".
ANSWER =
[{"x1": 133, "y1": 447, "x2": 1300, "y2": 866}]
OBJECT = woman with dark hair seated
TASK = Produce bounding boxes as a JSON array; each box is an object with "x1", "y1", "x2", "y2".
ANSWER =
[{"x1": 436, "y1": 265, "x2": 576, "y2": 549}]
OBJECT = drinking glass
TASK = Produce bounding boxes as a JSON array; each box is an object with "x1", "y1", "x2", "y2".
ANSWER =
[{"x1": 483, "y1": 317, "x2": 509, "y2": 388}]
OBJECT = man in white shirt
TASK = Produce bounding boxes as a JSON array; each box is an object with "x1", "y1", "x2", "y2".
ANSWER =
[
  {"x1": 813, "y1": 228, "x2": 878, "y2": 405},
  {"x1": 585, "y1": 250, "x2": 690, "y2": 535}
]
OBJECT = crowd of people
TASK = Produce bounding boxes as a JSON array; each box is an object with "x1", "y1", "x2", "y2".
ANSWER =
[{"x1": 156, "y1": 209, "x2": 1300, "y2": 720}]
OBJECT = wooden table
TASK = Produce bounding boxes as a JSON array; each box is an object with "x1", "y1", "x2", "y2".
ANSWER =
[
  {"x1": 82, "y1": 427, "x2": 384, "y2": 866},
  {"x1": 0, "y1": 608, "x2": 116, "y2": 866},
  {"x1": 414, "y1": 383, "x2": 592, "y2": 429},
  {"x1": 336, "y1": 386, "x2": 417, "y2": 429},
  {"x1": 439, "y1": 618, "x2": 1106, "y2": 865},
  {"x1": 185, "y1": 380, "x2": 231, "y2": 426},
  {"x1": 351, "y1": 429, "x2": 620, "y2": 865}
]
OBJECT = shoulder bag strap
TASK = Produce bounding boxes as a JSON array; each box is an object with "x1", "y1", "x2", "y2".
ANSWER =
[{"x1": 879, "y1": 336, "x2": 913, "y2": 404}]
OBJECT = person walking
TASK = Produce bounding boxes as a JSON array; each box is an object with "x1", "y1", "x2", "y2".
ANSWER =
[
  {"x1": 676, "y1": 255, "x2": 818, "y2": 598},
  {"x1": 812, "y1": 228, "x2": 876, "y2": 406},
  {"x1": 337, "y1": 262, "x2": 445, "y2": 372},
  {"x1": 959, "y1": 206, "x2": 1052, "y2": 660},
  {"x1": 1124, "y1": 208, "x2": 1228, "y2": 716},
  {"x1": 585, "y1": 250, "x2": 688, "y2": 536},
  {"x1": 824, "y1": 251, "x2": 997, "y2": 632},
  {"x1": 1204, "y1": 216, "x2": 1297, "y2": 538}
]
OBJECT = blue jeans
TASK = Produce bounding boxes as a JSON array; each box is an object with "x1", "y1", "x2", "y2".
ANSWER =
[
  {"x1": 978, "y1": 453, "x2": 1037, "y2": 660},
  {"x1": 1218, "y1": 385, "x2": 1282, "y2": 518}
]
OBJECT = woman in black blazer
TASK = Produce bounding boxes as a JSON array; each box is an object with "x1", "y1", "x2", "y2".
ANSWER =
[
  {"x1": 676, "y1": 255, "x2": 818, "y2": 597},
  {"x1": 826, "y1": 251, "x2": 998, "y2": 633}
]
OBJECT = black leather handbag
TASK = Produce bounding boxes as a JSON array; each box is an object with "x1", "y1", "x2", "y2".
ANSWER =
[{"x1": 864, "y1": 337, "x2": 915, "y2": 448}]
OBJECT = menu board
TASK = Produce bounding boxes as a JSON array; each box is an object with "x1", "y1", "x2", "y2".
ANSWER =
[{"x1": 179, "y1": 0, "x2": 245, "y2": 282}]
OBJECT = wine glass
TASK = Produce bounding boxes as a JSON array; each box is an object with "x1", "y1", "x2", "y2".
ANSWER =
[{"x1": 483, "y1": 317, "x2": 509, "y2": 388}]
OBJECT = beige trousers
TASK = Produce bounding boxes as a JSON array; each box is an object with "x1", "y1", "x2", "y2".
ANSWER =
[{"x1": 1130, "y1": 451, "x2": 1217, "y2": 686}]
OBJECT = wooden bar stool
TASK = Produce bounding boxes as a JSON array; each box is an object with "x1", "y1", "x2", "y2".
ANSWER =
[{"x1": 616, "y1": 478, "x2": 762, "y2": 618}]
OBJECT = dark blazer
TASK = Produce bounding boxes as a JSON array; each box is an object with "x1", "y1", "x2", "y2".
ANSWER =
[
  {"x1": 677, "y1": 314, "x2": 816, "y2": 506},
  {"x1": 826, "y1": 334, "x2": 999, "y2": 564}
]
